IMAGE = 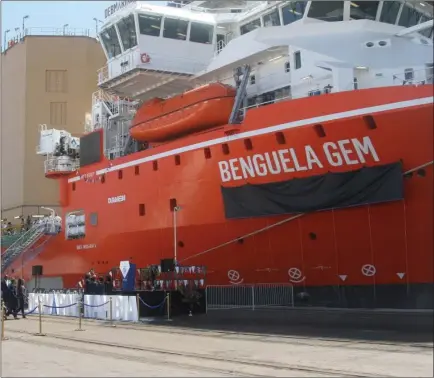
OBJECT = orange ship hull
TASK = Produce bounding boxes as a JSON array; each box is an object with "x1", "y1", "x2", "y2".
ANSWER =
[{"x1": 6, "y1": 85, "x2": 433, "y2": 308}]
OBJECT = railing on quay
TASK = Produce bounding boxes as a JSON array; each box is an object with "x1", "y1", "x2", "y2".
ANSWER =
[{"x1": 206, "y1": 283, "x2": 294, "y2": 312}]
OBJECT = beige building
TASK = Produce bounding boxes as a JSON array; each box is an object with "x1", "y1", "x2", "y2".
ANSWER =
[{"x1": 0, "y1": 35, "x2": 106, "y2": 223}]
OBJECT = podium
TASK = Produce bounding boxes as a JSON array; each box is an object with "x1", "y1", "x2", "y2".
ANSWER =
[{"x1": 120, "y1": 261, "x2": 136, "y2": 292}]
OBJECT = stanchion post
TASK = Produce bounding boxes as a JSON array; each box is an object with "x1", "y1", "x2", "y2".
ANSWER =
[
  {"x1": 136, "y1": 293, "x2": 140, "y2": 321},
  {"x1": 109, "y1": 296, "x2": 116, "y2": 327},
  {"x1": 166, "y1": 292, "x2": 171, "y2": 321},
  {"x1": 75, "y1": 299, "x2": 84, "y2": 331},
  {"x1": 1, "y1": 300, "x2": 8, "y2": 341},
  {"x1": 35, "y1": 296, "x2": 46, "y2": 336}
]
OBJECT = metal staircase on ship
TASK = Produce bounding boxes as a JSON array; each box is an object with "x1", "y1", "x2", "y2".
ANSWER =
[{"x1": 1, "y1": 224, "x2": 51, "y2": 271}]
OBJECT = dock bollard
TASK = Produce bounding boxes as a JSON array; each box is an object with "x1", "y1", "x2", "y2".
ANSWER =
[
  {"x1": 1, "y1": 300, "x2": 8, "y2": 341},
  {"x1": 34, "y1": 297, "x2": 46, "y2": 336},
  {"x1": 166, "y1": 293, "x2": 171, "y2": 321},
  {"x1": 109, "y1": 296, "x2": 116, "y2": 327},
  {"x1": 75, "y1": 300, "x2": 84, "y2": 331}
]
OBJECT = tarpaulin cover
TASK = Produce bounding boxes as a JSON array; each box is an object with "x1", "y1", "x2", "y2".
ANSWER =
[{"x1": 221, "y1": 162, "x2": 403, "y2": 219}]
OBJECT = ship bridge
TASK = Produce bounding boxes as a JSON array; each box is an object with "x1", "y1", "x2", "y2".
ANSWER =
[{"x1": 97, "y1": 2, "x2": 217, "y2": 100}]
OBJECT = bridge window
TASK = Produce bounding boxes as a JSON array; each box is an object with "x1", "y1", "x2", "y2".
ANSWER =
[
  {"x1": 138, "y1": 14, "x2": 162, "y2": 37},
  {"x1": 190, "y1": 22, "x2": 214, "y2": 44},
  {"x1": 398, "y1": 4, "x2": 422, "y2": 28},
  {"x1": 240, "y1": 18, "x2": 261, "y2": 35},
  {"x1": 419, "y1": 16, "x2": 433, "y2": 38},
  {"x1": 117, "y1": 14, "x2": 137, "y2": 50},
  {"x1": 101, "y1": 26, "x2": 122, "y2": 59},
  {"x1": 380, "y1": 1, "x2": 401, "y2": 25},
  {"x1": 263, "y1": 9, "x2": 281, "y2": 27},
  {"x1": 307, "y1": 1, "x2": 344, "y2": 22},
  {"x1": 163, "y1": 17, "x2": 188, "y2": 40},
  {"x1": 350, "y1": 1, "x2": 379, "y2": 21},
  {"x1": 281, "y1": 2, "x2": 306, "y2": 25}
]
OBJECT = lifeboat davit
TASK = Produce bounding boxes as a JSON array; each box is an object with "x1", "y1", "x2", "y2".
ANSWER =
[{"x1": 130, "y1": 83, "x2": 236, "y2": 142}]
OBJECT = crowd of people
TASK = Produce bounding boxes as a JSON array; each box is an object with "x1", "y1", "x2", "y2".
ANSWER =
[
  {"x1": 81, "y1": 269, "x2": 114, "y2": 295},
  {"x1": 1, "y1": 275, "x2": 26, "y2": 320},
  {"x1": 1, "y1": 214, "x2": 62, "y2": 237}
]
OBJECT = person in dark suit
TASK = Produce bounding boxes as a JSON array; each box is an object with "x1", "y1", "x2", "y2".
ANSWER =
[
  {"x1": 16, "y1": 278, "x2": 26, "y2": 318},
  {"x1": 5, "y1": 279, "x2": 18, "y2": 319},
  {"x1": 1, "y1": 276, "x2": 11, "y2": 319}
]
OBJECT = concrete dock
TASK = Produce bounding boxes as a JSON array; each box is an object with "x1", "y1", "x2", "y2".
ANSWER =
[{"x1": 1, "y1": 314, "x2": 432, "y2": 377}]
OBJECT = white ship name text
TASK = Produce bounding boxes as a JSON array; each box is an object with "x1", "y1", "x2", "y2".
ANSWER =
[
  {"x1": 108, "y1": 195, "x2": 126, "y2": 204},
  {"x1": 77, "y1": 244, "x2": 97, "y2": 250},
  {"x1": 218, "y1": 136, "x2": 380, "y2": 183}
]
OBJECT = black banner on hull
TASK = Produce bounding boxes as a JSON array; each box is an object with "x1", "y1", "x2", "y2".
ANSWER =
[{"x1": 221, "y1": 162, "x2": 403, "y2": 219}]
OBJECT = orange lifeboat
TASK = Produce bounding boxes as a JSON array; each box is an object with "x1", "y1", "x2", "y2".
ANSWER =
[{"x1": 130, "y1": 83, "x2": 236, "y2": 142}]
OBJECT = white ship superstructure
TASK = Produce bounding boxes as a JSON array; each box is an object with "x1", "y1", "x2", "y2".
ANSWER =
[{"x1": 40, "y1": 0, "x2": 433, "y2": 174}]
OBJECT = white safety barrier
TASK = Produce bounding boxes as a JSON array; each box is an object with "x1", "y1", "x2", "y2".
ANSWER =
[
  {"x1": 84, "y1": 295, "x2": 138, "y2": 322},
  {"x1": 28, "y1": 293, "x2": 138, "y2": 321},
  {"x1": 206, "y1": 283, "x2": 294, "y2": 311},
  {"x1": 28, "y1": 293, "x2": 79, "y2": 317}
]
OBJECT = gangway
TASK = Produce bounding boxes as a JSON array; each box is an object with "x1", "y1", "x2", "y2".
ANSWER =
[{"x1": 1, "y1": 219, "x2": 60, "y2": 271}]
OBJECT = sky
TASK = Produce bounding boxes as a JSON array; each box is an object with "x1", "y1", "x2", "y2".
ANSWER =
[{"x1": 2, "y1": 1, "x2": 166, "y2": 39}]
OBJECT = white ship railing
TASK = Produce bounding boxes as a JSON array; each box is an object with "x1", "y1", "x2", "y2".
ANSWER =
[
  {"x1": 241, "y1": 68, "x2": 434, "y2": 112},
  {"x1": 24, "y1": 27, "x2": 91, "y2": 37},
  {"x1": 44, "y1": 157, "x2": 79, "y2": 175},
  {"x1": 97, "y1": 50, "x2": 208, "y2": 86}
]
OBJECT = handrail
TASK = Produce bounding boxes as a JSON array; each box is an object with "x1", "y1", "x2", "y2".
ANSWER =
[{"x1": 4, "y1": 224, "x2": 42, "y2": 252}]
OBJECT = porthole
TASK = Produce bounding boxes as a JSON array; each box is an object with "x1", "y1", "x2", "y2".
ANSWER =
[
  {"x1": 378, "y1": 40, "x2": 387, "y2": 47},
  {"x1": 366, "y1": 42, "x2": 374, "y2": 47},
  {"x1": 309, "y1": 232, "x2": 317, "y2": 240}
]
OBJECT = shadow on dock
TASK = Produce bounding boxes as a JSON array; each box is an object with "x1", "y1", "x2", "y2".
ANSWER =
[{"x1": 148, "y1": 307, "x2": 434, "y2": 344}]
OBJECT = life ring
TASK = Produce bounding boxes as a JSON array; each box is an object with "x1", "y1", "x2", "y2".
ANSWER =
[{"x1": 140, "y1": 53, "x2": 151, "y2": 64}]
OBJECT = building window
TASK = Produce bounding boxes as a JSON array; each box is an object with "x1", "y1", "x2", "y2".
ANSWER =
[
  {"x1": 307, "y1": 1, "x2": 344, "y2": 22},
  {"x1": 50, "y1": 102, "x2": 67, "y2": 126},
  {"x1": 294, "y1": 51, "x2": 301, "y2": 69},
  {"x1": 281, "y1": 2, "x2": 306, "y2": 25},
  {"x1": 45, "y1": 70, "x2": 68, "y2": 93},
  {"x1": 284, "y1": 61, "x2": 290, "y2": 73},
  {"x1": 100, "y1": 26, "x2": 122, "y2": 58},
  {"x1": 138, "y1": 14, "x2": 162, "y2": 37},
  {"x1": 350, "y1": 1, "x2": 379, "y2": 21},
  {"x1": 263, "y1": 9, "x2": 281, "y2": 27},
  {"x1": 250, "y1": 74, "x2": 256, "y2": 85},
  {"x1": 117, "y1": 14, "x2": 137, "y2": 50},
  {"x1": 398, "y1": 4, "x2": 422, "y2": 28},
  {"x1": 190, "y1": 22, "x2": 213, "y2": 44},
  {"x1": 240, "y1": 18, "x2": 261, "y2": 35},
  {"x1": 163, "y1": 17, "x2": 188, "y2": 40},
  {"x1": 380, "y1": 1, "x2": 401, "y2": 25}
]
